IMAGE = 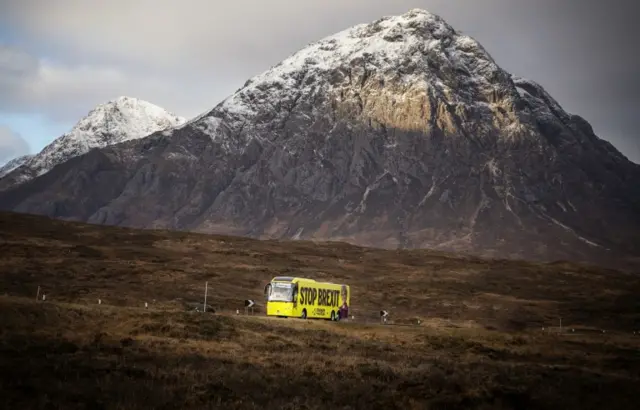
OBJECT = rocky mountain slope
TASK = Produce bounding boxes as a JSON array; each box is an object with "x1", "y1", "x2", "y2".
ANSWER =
[
  {"x1": 0, "y1": 155, "x2": 33, "y2": 179},
  {"x1": 1, "y1": 9, "x2": 639, "y2": 265},
  {"x1": 0, "y1": 97, "x2": 185, "y2": 190}
]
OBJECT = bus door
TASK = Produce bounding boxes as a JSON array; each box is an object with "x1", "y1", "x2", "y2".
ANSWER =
[
  {"x1": 263, "y1": 283, "x2": 272, "y2": 302},
  {"x1": 291, "y1": 283, "x2": 299, "y2": 308}
]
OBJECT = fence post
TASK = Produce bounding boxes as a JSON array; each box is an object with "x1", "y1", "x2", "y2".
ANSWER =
[{"x1": 203, "y1": 281, "x2": 208, "y2": 313}]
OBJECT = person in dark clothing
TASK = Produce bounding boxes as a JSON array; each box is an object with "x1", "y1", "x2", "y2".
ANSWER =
[{"x1": 338, "y1": 285, "x2": 349, "y2": 320}]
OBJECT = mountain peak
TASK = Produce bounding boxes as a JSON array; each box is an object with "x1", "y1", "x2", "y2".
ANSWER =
[
  {"x1": 404, "y1": 7, "x2": 436, "y2": 16},
  {"x1": 89, "y1": 96, "x2": 184, "y2": 123},
  {"x1": 66, "y1": 96, "x2": 185, "y2": 145},
  {"x1": 109, "y1": 96, "x2": 142, "y2": 107},
  {"x1": 387, "y1": 8, "x2": 448, "y2": 26},
  {"x1": 213, "y1": 8, "x2": 500, "y2": 139},
  {"x1": 106, "y1": 95, "x2": 167, "y2": 108},
  {"x1": 0, "y1": 97, "x2": 186, "y2": 190},
  {"x1": 114, "y1": 95, "x2": 136, "y2": 102}
]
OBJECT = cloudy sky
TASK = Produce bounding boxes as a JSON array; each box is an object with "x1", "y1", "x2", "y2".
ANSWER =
[{"x1": 0, "y1": 0, "x2": 638, "y2": 165}]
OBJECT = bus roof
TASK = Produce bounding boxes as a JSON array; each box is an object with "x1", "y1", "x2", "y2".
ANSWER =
[
  {"x1": 272, "y1": 276, "x2": 296, "y2": 282},
  {"x1": 271, "y1": 276, "x2": 348, "y2": 287},
  {"x1": 272, "y1": 276, "x2": 319, "y2": 283}
]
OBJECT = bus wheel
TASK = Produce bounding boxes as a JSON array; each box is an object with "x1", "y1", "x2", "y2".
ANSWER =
[
  {"x1": 301, "y1": 309, "x2": 307, "y2": 319},
  {"x1": 330, "y1": 311, "x2": 336, "y2": 321}
]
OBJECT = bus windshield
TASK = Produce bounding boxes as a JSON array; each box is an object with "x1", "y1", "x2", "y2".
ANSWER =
[{"x1": 269, "y1": 282, "x2": 294, "y2": 302}]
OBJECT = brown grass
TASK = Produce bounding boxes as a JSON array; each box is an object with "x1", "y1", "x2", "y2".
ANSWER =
[
  {"x1": 2, "y1": 297, "x2": 639, "y2": 409},
  {"x1": 1, "y1": 211, "x2": 639, "y2": 409}
]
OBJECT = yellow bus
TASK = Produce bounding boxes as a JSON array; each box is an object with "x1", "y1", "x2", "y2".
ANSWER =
[{"x1": 264, "y1": 276, "x2": 350, "y2": 321}]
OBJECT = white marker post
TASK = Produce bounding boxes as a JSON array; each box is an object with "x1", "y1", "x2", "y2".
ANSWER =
[
  {"x1": 204, "y1": 281, "x2": 208, "y2": 313},
  {"x1": 380, "y1": 310, "x2": 389, "y2": 324},
  {"x1": 245, "y1": 299, "x2": 255, "y2": 315}
]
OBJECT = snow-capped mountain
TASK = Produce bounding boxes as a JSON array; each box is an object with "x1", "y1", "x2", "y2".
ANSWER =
[
  {"x1": 1, "y1": 9, "x2": 638, "y2": 267},
  {"x1": 0, "y1": 155, "x2": 33, "y2": 179},
  {"x1": 0, "y1": 96, "x2": 185, "y2": 190}
]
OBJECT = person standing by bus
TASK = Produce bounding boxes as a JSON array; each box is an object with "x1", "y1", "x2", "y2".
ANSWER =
[{"x1": 338, "y1": 284, "x2": 349, "y2": 320}]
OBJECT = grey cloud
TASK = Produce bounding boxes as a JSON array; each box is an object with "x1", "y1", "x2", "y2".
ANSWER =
[
  {"x1": 0, "y1": 126, "x2": 30, "y2": 165},
  {"x1": 0, "y1": 45, "x2": 38, "y2": 78},
  {"x1": 0, "y1": 0, "x2": 638, "y2": 162},
  {"x1": 0, "y1": 45, "x2": 223, "y2": 122},
  {"x1": 0, "y1": 46, "x2": 39, "y2": 107}
]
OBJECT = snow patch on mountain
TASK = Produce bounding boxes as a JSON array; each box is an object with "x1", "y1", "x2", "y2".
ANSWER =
[
  {"x1": 192, "y1": 116, "x2": 222, "y2": 140},
  {"x1": 0, "y1": 154, "x2": 33, "y2": 178},
  {"x1": 512, "y1": 76, "x2": 569, "y2": 120}
]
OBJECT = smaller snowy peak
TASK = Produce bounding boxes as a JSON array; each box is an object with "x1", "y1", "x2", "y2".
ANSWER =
[
  {"x1": 0, "y1": 154, "x2": 33, "y2": 179},
  {"x1": 1, "y1": 97, "x2": 186, "y2": 185},
  {"x1": 80, "y1": 96, "x2": 187, "y2": 137}
]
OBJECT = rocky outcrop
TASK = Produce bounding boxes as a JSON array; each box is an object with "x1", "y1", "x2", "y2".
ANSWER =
[{"x1": 1, "y1": 9, "x2": 638, "y2": 266}]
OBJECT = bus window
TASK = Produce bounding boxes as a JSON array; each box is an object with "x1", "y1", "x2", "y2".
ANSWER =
[{"x1": 269, "y1": 282, "x2": 293, "y2": 302}]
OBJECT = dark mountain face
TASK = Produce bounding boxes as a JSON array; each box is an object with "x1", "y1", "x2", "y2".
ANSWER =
[{"x1": 1, "y1": 9, "x2": 639, "y2": 266}]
